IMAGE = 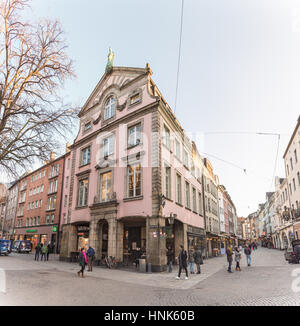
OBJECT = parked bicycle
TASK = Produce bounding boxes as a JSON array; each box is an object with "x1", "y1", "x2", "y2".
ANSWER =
[{"x1": 104, "y1": 255, "x2": 118, "y2": 269}]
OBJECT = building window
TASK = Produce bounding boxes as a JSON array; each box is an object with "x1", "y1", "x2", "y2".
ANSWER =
[
  {"x1": 78, "y1": 179, "x2": 89, "y2": 207},
  {"x1": 295, "y1": 150, "x2": 298, "y2": 164},
  {"x1": 47, "y1": 195, "x2": 56, "y2": 210},
  {"x1": 184, "y1": 150, "x2": 189, "y2": 169},
  {"x1": 100, "y1": 171, "x2": 112, "y2": 202},
  {"x1": 37, "y1": 216, "x2": 40, "y2": 225},
  {"x1": 67, "y1": 158, "x2": 70, "y2": 169},
  {"x1": 84, "y1": 121, "x2": 92, "y2": 132},
  {"x1": 41, "y1": 184, "x2": 44, "y2": 193},
  {"x1": 130, "y1": 93, "x2": 140, "y2": 105},
  {"x1": 175, "y1": 139, "x2": 181, "y2": 160},
  {"x1": 162, "y1": 125, "x2": 171, "y2": 149},
  {"x1": 46, "y1": 215, "x2": 50, "y2": 224},
  {"x1": 51, "y1": 214, "x2": 55, "y2": 224},
  {"x1": 128, "y1": 123, "x2": 141, "y2": 148},
  {"x1": 164, "y1": 164, "x2": 171, "y2": 199},
  {"x1": 48, "y1": 180, "x2": 58, "y2": 194},
  {"x1": 287, "y1": 164, "x2": 289, "y2": 176},
  {"x1": 49, "y1": 164, "x2": 59, "y2": 178},
  {"x1": 127, "y1": 163, "x2": 142, "y2": 198},
  {"x1": 291, "y1": 158, "x2": 294, "y2": 171},
  {"x1": 185, "y1": 181, "x2": 190, "y2": 209},
  {"x1": 293, "y1": 178, "x2": 296, "y2": 192},
  {"x1": 34, "y1": 217, "x2": 36, "y2": 226},
  {"x1": 66, "y1": 176, "x2": 69, "y2": 188},
  {"x1": 81, "y1": 146, "x2": 91, "y2": 166},
  {"x1": 289, "y1": 183, "x2": 292, "y2": 195},
  {"x1": 64, "y1": 195, "x2": 68, "y2": 207},
  {"x1": 192, "y1": 187, "x2": 197, "y2": 212},
  {"x1": 103, "y1": 135, "x2": 114, "y2": 157},
  {"x1": 176, "y1": 174, "x2": 182, "y2": 204},
  {"x1": 39, "y1": 199, "x2": 42, "y2": 207},
  {"x1": 198, "y1": 192, "x2": 203, "y2": 215},
  {"x1": 104, "y1": 96, "x2": 115, "y2": 120}
]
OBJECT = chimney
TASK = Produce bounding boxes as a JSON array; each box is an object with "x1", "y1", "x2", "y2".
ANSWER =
[
  {"x1": 66, "y1": 142, "x2": 71, "y2": 153},
  {"x1": 50, "y1": 152, "x2": 55, "y2": 161}
]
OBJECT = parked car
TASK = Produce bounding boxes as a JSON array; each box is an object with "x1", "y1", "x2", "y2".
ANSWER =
[
  {"x1": 0, "y1": 240, "x2": 11, "y2": 256},
  {"x1": 11, "y1": 240, "x2": 32, "y2": 253}
]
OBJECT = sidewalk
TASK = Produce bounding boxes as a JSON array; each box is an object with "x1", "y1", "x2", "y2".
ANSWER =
[{"x1": 1, "y1": 252, "x2": 228, "y2": 290}]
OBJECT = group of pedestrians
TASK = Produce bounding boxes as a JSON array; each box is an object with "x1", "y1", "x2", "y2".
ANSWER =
[
  {"x1": 77, "y1": 246, "x2": 95, "y2": 278},
  {"x1": 226, "y1": 244, "x2": 255, "y2": 273},
  {"x1": 168, "y1": 245, "x2": 203, "y2": 280},
  {"x1": 34, "y1": 242, "x2": 52, "y2": 261}
]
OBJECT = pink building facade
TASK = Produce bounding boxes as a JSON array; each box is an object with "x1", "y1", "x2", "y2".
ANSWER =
[{"x1": 59, "y1": 65, "x2": 205, "y2": 271}]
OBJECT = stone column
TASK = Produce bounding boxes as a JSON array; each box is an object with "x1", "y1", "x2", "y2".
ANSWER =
[
  {"x1": 116, "y1": 220, "x2": 124, "y2": 262},
  {"x1": 59, "y1": 224, "x2": 77, "y2": 261},
  {"x1": 174, "y1": 222, "x2": 188, "y2": 258},
  {"x1": 89, "y1": 219, "x2": 102, "y2": 260},
  {"x1": 107, "y1": 217, "x2": 117, "y2": 258},
  {"x1": 146, "y1": 216, "x2": 167, "y2": 272}
]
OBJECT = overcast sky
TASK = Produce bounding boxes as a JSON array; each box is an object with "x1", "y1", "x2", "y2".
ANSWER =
[{"x1": 3, "y1": 0, "x2": 300, "y2": 216}]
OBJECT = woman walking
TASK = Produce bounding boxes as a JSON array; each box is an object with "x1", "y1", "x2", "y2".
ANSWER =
[
  {"x1": 235, "y1": 247, "x2": 241, "y2": 271},
  {"x1": 77, "y1": 248, "x2": 87, "y2": 278}
]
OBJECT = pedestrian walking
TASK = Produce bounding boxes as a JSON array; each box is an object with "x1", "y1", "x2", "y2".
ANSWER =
[
  {"x1": 188, "y1": 248, "x2": 195, "y2": 274},
  {"x1": 46, "y1": 242, "x2": 51, "y2": 261},
  {"x1": 176, "y1": 245, "x2": 188, "y2": 280},
  {"x1": 87, "y1": 246, "x2": 95, "y2": 272},
  {"x1": 244, "y1": 245, "x2": 252, "y2": 266},
  {"x1": 193, "y1": 246, "x2": 203, "y2": 274},
  {"x1": 234, "y1": 247, "x2": 241, "y2": 271},
  {"x1": 166, "y1": 246, "x2": 173, "y2": 273},
  {"x1": 41, "y1": 243, "x2": 48, "y2": 262},
  {"x1": 226, "y1": 245, "x2": 233, "y2": 273},
  {"x1": 77, "y1": 248, "x2": 87, "y2": 278},
  {"x1": 34, "y1": 243, "x2": 41, "y2": 261},
  {"x1": 134, "y1": 247, "x2": 142, "y2": 269}
]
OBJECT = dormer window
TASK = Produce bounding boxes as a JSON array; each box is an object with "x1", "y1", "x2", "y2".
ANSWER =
[
  {"x1": 84, "y1": 121, "x2": 92, "y2": 132},
  {"x1": 104, "y1": 96, "x2": 115, "y2": 120},
  {"x1": 130, "y1": 93, "x2": 140, "y2": 105}
]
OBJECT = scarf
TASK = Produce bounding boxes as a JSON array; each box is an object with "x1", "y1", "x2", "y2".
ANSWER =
[{"x1": 83, "y1": 251, "x2": 87, "y2": 263}]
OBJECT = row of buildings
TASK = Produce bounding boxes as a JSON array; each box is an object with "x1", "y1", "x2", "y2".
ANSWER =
[
  {"x1": 0, "y1": 58, "x2": 243, "y2": 271},
  {"x1": 238, "y1": 116, "x2": 300, "y2": 250}
]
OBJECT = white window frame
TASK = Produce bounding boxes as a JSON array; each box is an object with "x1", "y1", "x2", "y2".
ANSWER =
[
  {"x1": 104, "y1": 97, "x2": 115, "y2": 120},
  {"x1": 127, "y1": 163, "x2": 142, "y2": 198}
]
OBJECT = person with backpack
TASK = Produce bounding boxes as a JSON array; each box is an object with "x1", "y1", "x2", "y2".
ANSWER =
[
  {"x1": 77, "y1": 248, "x2": 87, "y2": 278},
  {"x1": 176, "y1": 245, "x2": 188, "y2": 280},
  {"x1": 244, "y1": 244, "x2": 252, "y2": 266},
  {"x1": 193, "y1": 246, "x2": 203, "y2": 274},
  {"x1": 87, "y1": 246, "x2": 95, "y2": 272}
]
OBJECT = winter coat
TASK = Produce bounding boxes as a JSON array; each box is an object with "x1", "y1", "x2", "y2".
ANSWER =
[
  {"x1": 41, "y1": 245, "x2": 48, "y2": 254},
  {"x1": 235, "y1": 251, "x2": 241, "y2": 262},
  {"x1": 193, "y1": 250, "x2": 203, "y2": 264},
  {"x1": 244, "y1": 247, "x2": 251, "y2": 256},
  {"x1": 87, "y1": 247, "x2": 95, "y2": 257},
  {"x1": 294, "y1": 245, "x2": 300, "y2": 256},
  {"x1": 78, "y1": 251, "x2": 87, "y2": 267},
  {"x1": 35, "y1": 245, "x2": 41, "y2": 253},
  {"x1": 166, "y1": 249, "x2": 173, "y2": 264},
  {"x1": 226, "y1": 248, "x2": 233, "y2": 262},
  {"x1": 178, "y1": 249, "x2": 188, "y2": 268},
  {"x1": 188, "y1": 251, "x2": 195, "y2": 263}
]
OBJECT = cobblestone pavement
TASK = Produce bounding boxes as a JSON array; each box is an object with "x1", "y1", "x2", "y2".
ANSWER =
[{"x1": 0, "y1": 247, "x2": 299, "y2": 305}]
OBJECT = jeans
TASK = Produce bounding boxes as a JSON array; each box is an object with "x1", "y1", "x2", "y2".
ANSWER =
[
  {"x1": 168, "y1": 262, "x2": 172, "y2": 273},
  {"x1": 35, "y1": 252, "x2": 40, "y2": 261},
  {"x1": 246, "y1": 255, "x2": 251, "y2": 265},
  {"x1": 228, "y1": 260, "x2": 232, "y2": 272},
  {"x1": 189, "y1": 262, "x2": 194, "y2": 273}
]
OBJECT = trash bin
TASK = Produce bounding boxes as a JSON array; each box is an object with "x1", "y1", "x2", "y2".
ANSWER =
[
  {"x1": 139, "y1": 259, "x2": 146, "y2": 273},
  {"x1": 147, "y1": 262, "x2": 152, "y2": 273}
]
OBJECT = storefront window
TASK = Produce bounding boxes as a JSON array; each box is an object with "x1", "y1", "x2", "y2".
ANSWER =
[{"x1": 40, "y1": 234, "x2": 47, "y2": 244}]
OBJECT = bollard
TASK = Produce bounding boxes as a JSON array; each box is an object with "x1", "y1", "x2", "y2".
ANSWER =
[
  {"x1": 139, "y1": 259, "x2": 146, "y2": 273},
  {"x1": 147, "y1": 262, "x2": 152, "y2": 273}
]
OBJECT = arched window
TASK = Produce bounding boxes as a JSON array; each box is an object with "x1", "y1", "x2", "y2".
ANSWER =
[{"x1": 104, "y1": 96, "x2": 115, "y2": 120}]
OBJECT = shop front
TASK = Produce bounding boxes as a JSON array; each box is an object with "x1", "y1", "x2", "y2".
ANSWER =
[
  {"x1": 187, "y1": 225, "x2": 206, "y2": 257},
  {"x1": 14, "y1": 225, "x2": 59, "y2": 251},
  {"x1": 77, "y1": 225, "x2": 89, "y2": 251}
]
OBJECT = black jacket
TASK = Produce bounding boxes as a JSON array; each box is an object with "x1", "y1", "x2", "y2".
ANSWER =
[
  {"x1": 193, "y1": 250, "x2": 203, "y2": 264},
  {"x1": 178, "y1": 249, "x2": 188, "y2": 268},
  {"x1": 244, "y1": 247, "x2": 251, "y2": 255}
]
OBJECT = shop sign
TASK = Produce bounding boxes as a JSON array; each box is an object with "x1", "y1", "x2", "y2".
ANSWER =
[
  {"x1": 26, "y1": 229, "x2": 37, "y2": 233},
  {"x1": 78, "y1": 226, "x2": 89, "y2": 232},
  {"x1": 52, "y1": 226, "x2": 57, "y2": 232},
  {"x1": 187, "y1": 226, "x2": 205, "y2": 236}
]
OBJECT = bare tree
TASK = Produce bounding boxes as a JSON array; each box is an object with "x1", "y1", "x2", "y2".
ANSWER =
[{"x1": 0, "y1": 0, "x2": 78, "y2": 177}]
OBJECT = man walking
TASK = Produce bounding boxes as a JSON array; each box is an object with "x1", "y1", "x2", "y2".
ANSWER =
[
  {"x1": 226, "y1": 245, "x2": 233, "y2": 273},
  {"x1": 176, "y1": 245, "x2": 188, "y2": 280},
  {"x1": 34, "y1": 243, "x2": 41, "y2": 261},
  {"x1": 166, "y1": 246, "x2": 173, "y2": 273},
  {"x1": 87, "y1": 246, "x2": 95, "y2": 272},
  {"x1": 244, "y1": 244, "x2": 252, "y2": 266},
  {"x1": 193, "y1": 246, "x2": 203, "y2": 274}
]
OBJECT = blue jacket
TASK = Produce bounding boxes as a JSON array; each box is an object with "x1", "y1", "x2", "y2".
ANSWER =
[{"x1": 87, "y1": 247, "x2": 95, "y2": 257}]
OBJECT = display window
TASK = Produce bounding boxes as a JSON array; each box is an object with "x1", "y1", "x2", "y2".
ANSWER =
[{"x1": 40, "y1": 234, "x2": 47, "y2": 244}]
